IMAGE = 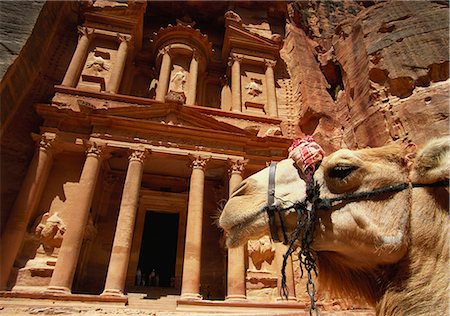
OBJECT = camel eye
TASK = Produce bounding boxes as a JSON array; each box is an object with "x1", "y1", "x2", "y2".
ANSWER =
[{"x1": 328, "y1": 165, "x2": 358, "y2": 179}]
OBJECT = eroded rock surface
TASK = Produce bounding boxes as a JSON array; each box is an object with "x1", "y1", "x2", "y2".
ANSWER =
[{"x1": 284, "y1": 0, "x2": 449, "y2": 151}]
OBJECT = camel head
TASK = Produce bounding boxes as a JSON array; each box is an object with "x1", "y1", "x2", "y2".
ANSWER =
[
  {"x1": 220, "y1": 144, "x2": 411, "y2": 266},
  {"x1": 219, "y1": 137, "x2": 449, "y2": 312}
]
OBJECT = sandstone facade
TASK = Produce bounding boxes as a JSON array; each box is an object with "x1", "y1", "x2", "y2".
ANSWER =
[{"x1": 0, "y1": 1, "x2": 448, "y2": 314}]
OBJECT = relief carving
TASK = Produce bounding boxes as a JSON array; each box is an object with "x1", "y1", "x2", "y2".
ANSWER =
[
  {"x1": 248, "y1": 235, "x2": 275, "y2": 270},
  {"x1": 33, "y1": 212, "x2": 66, "y2": 255},
  {"x1": 245, "y1": 78, "x2": 263, "y2": 97},
  {"x1": 85, "y1": 55, "x2": 110, "y2": 75}
]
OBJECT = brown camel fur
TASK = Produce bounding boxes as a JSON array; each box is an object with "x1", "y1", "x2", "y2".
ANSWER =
[{"x1": 219, "y1": 137, "x2": 449, "y2": 315}]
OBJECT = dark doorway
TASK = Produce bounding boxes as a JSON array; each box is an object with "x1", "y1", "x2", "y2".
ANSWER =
[{"x1": 137, "y1": 211, "x2": 179, "y2": 287}]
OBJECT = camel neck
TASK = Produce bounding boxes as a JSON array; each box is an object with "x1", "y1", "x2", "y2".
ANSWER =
[{"x1": 377, "y1": 188, "x2": 449, "y2": 315}]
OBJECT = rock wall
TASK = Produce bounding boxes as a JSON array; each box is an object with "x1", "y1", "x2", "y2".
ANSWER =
[
  {"x1": 284, "y1": 0, "x2": 449, "y2": 152},
  {"x1": 0, "y1": 1, "x2": 81, "y2": 232}
]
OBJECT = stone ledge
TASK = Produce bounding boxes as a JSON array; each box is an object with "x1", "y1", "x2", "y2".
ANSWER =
[
  {"x1": 177, "y1": 299, "x2": 376, "y2": 315},
  {"x1": 177, "y1": 298, "x2": 306, "y2": 313},
  {"x1": 0, "y1": 290, "x2": 128, "y2": 304}
]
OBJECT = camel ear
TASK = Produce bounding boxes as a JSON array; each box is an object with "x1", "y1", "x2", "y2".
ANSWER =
[{"x1": 410, "y1": 136, "x2": 450, "y2": 184}]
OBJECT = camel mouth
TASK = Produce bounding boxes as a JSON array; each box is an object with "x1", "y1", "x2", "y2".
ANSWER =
[{"x1": 221, "y1": 206, "x2": 268, "y2": 248}]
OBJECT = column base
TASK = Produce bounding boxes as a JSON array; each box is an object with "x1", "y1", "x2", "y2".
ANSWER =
[
  {"x1": 45, "y1": 286, "x2": 71, "y2": 295},
  {"x1": 225, "y1": 294, "x2": 247, "y2": 301},
  {"x1": 180, "y1": 292, "x2": 202, "y2": 300},
  {"x1": 101, "y1": 289, "x2": 125, "y2": 297},
  {"x1": 276, "y1": 296, "x2": 297, "y2": 302}
]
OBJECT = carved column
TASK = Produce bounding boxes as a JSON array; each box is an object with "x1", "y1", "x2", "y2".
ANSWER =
[
  {"x1": 0, "y1": 135, "x2": 55, "y2": 290},
  {"x1": 155, "y1": 46, "x2": 172, "y2": 102},
  {"x1": 108, "y1": 34, "x2": 130, "y2": 94},
  {"x1": 181, "y1": 155, "x2": 210, "y2": 300},
  {"x1": 229, "y1": 54, "x2": 243, "y2": 112},
  {"x1": 62, "y1": 26, "x2": 94, "y2": 87},
  {"x1": 186, "y1": 50, "x2": 199, "y2": 105},
  {"x1": 265, "y1": 59, "x2": 278, "y2": 117},
  {"x1": 220, "y1": 75, "x2": 232, "y2": 111},
  {"x1": 102, "y1": 148, "x2": 148, "y2": 296},
  {"x1": 275, "y1": 243, "x2": 296, "y2": 301},
  {"x1": 226, "y1": 159, "x2": 248, "y2": 301},
  {"x1": 46, "y1": 143, "x2": 105, "y2": 294}
]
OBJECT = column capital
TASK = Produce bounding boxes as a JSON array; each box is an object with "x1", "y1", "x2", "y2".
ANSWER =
[
  {"x1": 188, "y1": 154, "x2": 210, "y2": 170},
  {"x1": 220, "y1": 75, "x2": 229, "y2": 86},
  {"x1": 158, "y1": 45, "x2": 172, "y2": 57},
  {"x1": 129, "y1": 148, "x2": 149, "y2": 163},
  {"x1": 264, "y1": 59, "x2": 277, "y2": 69},
  {"x1": 85, "y1": 142, "x2": 107, "y2": 159},
  {"x1": 192, "y1": 48, "x2": 201, "y2": 61},
  {"x1": 228, "y1": 54, "x2": 243, "y2": 67},
  {"x1": 117, "y1": 33, "x2": 131, "y2": 44},
  {"x1": 38, "y1": 134, "x2": 56, "y2": 152},
  {"x1": 227, "y1": 158, "x2": 248, "y2": 175},
  {"x1": 77, "y1": 26, "x2": 94, "y2": 39}
]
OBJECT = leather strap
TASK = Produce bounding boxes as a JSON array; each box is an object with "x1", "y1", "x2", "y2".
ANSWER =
[{"x1": 267, "y1": 162, "x2": 279, "y2": 242}]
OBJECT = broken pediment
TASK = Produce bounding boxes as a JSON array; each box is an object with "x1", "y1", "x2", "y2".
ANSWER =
[{"x1": 222, "y1": 10, "x2": 282, "y2": 61}]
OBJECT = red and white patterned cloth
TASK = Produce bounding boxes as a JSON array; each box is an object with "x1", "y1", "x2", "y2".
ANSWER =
[{"x1": 288, "y1": 136, "x2": 325, "y2": 172}]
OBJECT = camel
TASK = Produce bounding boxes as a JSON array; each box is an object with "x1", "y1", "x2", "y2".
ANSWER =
[{"x1": 219, "y1": 137, "x2": 449, "y2": 315}]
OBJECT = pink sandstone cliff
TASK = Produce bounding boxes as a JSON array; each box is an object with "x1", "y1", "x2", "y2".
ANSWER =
[{"x1": 282, "y1": 0, "x2": 448, "y2": 153}]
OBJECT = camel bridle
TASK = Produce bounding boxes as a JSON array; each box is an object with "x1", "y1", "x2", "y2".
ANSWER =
[{"x1": 262, "y1": 161, "x2": 448, "y2": 315}]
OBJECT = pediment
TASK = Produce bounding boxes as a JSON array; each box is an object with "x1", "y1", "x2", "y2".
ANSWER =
[
  {"x1": 94, "y1": 103, "x2": 249, "y2": 135},
  {"x1": 222, "y1": 19, "x2": 281, "y2": 60}
]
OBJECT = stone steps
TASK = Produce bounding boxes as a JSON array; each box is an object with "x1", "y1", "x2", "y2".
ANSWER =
[{"x1": 127, "y1": 291, "x2": 179, "y2": 311}]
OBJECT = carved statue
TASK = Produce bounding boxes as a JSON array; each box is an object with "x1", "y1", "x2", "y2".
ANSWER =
[
  {"x1": 170, "y1": 69, "x2": 187, "y2": 93},
  {"x1": 34, "y1": 212, "x2": 66, "y2": 255}
]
